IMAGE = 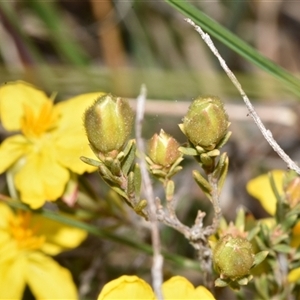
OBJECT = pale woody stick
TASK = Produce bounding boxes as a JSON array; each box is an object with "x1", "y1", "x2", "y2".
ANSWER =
[
  {"x1": 185, "y1": 18, "x2": 300, "y2": 175},
  {"x1": 135, "y1": 85, "x2": 164, "y2": 300}
]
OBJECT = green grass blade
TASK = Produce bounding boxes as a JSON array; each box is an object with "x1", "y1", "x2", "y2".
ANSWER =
[
  {"x1": 165, "y1": 0, "x2": 300, "y2": 97},
  {"x1": 2, "y1": 197, "x2": 200, "y2": 271},
  {"x1": 28, "y1": 0, "x2": 89, "y2": 66}
]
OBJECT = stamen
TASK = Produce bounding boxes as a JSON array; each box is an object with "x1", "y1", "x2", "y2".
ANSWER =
[
  {"x1": 9, "y1": 211, "x2": 45, "y2": 250},
  {"x1": 21, "y1": 101, "x2": 58, "y2": 138}
]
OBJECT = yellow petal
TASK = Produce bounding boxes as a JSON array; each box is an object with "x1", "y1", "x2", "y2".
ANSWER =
[
  {"x1": 288, "y1": 267, "x2": 300, "y2": 283},
  {"x1": 54, "y1": 131, "x2": 96, "y2": 174},
  {"x1": 30, "y1": 214, "x2": 87, "y2": 255},
  {"x1": 162, "y1": 276, "x2": 195, "y2": 299},
  {"x1": 98, "y1": 275, "x2": 155, "y2": 300},
  {"x1": 0, "y1": 135, "x2": 29, "y2": 174},
  {"x1": 14, "y1": 148, "x2": 69, "y2": 209},
  {"x1": 0, "y1": 238, "x2": 19, "y2": 265},
  {"x1": 163, "y1": 276, "x2": 215, "y2": 300},
  {"x1": 194, "y1": 286, "x2": 216, "y2": 299},
  {"x1": 54, "y1": 92, "x2": 105, "y2": 131},
  {"x1": 0, "y1": 255, "x2": 26, "y2": 299},
  {"x1": 53, "y1": 92, "x2": 104, "y2": 174},
  {"x1": 291, "y1": 221, "x2": 300, "y2": 248},
  {"x1": 0, "y1": 202, "x2": 14, "y2": 228},
  {"x1": 26, "y1": 252, "x2": 78, "y2": 299},
  {"x1": 246, "y1": 170, "x2": 285, "y2": 215},
  {"x1": 0, "y1": 205, "x2": 15, "y2": 261},
  {"x1": 0, "y1": 81, "x2": 49, "y2": 131}
]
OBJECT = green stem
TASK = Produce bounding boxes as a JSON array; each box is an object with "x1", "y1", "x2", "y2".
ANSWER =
[{"x1": 1, "y1": 196, "x2": 200, "y2": 271}]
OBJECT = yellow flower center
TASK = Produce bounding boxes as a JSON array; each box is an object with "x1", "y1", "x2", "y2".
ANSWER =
[
  {"x1": 9, "y1": 211, "x2": 45, "y2": 250},
  {"x1": 21, "y1": 100, "x2": 58, "y2": 138}
]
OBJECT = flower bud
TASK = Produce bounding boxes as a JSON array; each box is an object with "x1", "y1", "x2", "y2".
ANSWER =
[
  {"x1": 213, "y1": 235, "x2": 254, "y2": 280},
  {"x1": 148, "y1": 129, "x2": 181, "y2": 167},
  {"x1": 182, "y1": 96, "x2": 229, "y2": 150},
  {"x1": 84, "y1": 94, "x2": 134, "y2": 154}
]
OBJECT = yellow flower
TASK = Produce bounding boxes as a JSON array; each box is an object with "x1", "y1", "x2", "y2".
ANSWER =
[
  {"x1": 97, "y1": 275, "x2": 215, "y2": 300},
  {"x1": 246, "y1": 170, "x2": 284, "y2": 215},
  {"x1": 0, "y1": 202, "x2": 87, "y2": 299},
  {"x1": 247, "y1": 170, "x2": 300, "y2": 282},
  {"x1": 162, "y1": 276, "x2": 216, "y2": 299},
  {"x1": 0, "y1": 81, "x2": 104, "y2": 208},
  {"x1": 288, "y1": 267, "x2": 300, "y2": 283}
]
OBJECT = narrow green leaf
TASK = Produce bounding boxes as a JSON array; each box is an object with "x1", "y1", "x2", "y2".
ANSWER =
[
  {"x1": 179, "y1": 146, "x2": 198, "y2": 156},
  {"x1": 272, "y1": 244, "x2": 292, "y2": 253},
  {"x1": 254, "y1": 274, "x2": 270, "y2": 300},
  {"x1": 192, "y1": 170, "x2": 213, "y2": 202},
  {"x1": 122, "y1": 142, "x2": 136, "y2": 175},
  {"x1": 2, "y1": 197, "x2": 200, "y2": 271},
  {"x1": 165, "y1": 0, "x2": 300, "y2": 97},
  {"x1": 166, "y1": 180, "x2": 175, "y2": 201},
  {"x1": 80, "y1": 156, "x2": 102, "y2": 168},
  {"x1": 217, "y1": 155, "x2": 229, "y2": 193},
  {"x1": 215, "y1": 278, "x2": 228, "y2": 287},
  {"x1": 193, "y1": 170, "x2": 212, "y2": 193},
  {"x1": 253, "y1": 251, "x2": 269, "y2": 267},
  {"x1": 110, "y1": 186, "x2": 129, "y2": 201},
  {"x1": 28, "y1": 0, "x2": 89, "y2": 66}
]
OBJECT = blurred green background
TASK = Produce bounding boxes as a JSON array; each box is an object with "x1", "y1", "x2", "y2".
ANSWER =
[{"x1": 1, "y1": 0, "x2": 299, "y2": 99}]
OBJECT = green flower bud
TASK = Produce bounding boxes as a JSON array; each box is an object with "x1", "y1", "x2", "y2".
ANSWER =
[
  {"x1": 84, "y1": 94, "x2": 134, "y2": 154},
  {"x1": 182, "y1": 96, "x2": 229, "y2": 150},
  {"x1": 213, "y1": 235, "x2": 254, "y2": 280},
  {"x1": 148, "y1": 129, "x2": 181, "y2": 167}
]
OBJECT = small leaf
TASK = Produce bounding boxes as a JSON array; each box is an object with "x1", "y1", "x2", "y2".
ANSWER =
[
  {"x1": 237, "y1": 276, "x2": 250, "y2": 285},
  {"x1": 235, "y1": 207, "x2": 245, "y2": 231},
  {"x1": 110, "y1": 159, "x2": 122, "y2": 176},
  {"x1": 217, "y1": 131, "x2": 232, "y2": 149},
  {"x1": 121, "y1": 141, "x2": 136, "y2": 175},
  {"x1": 200, "y1": 153, "x2": 213, "y2": 166},
  {"x1": 168, "y1": 157, "x2": 184, "y2": 177},
  {"x1": 134, "y1": 164, "x2": 142, "y2": 197},
  {"x1": 272, "y1": 244, "x2": 292, "y2": 253},
  {"x1": 168, "y1": 165, "x2": 183, "y2": 178},
  {"x1": 166, "y1": 180, "x2": 175, "y2": 201},
  {"x1": 206, "y1": 149, "x2": 220, "y2": 157},
  {"x1": 179, "y1": 146, "x2": 198, "y2": 156},
  {"x1": 217, "y1": 155, "x2": 229, "y2": 193},
  {"x1": 99, "y1": 164, "x2": 119, "y2": 184},
  {"x1": 281, "y1": 214, "x2": 298, "y2": 231},
  {"x1": 247, "y1": 226, "x2": 261, "y2": 241},
  {"x1": 254, "y1": 274, "x2": 269, "y2": 300},
  {"x1": 121, "y1": 139, "x2": 135, "y2": 158},
  {"x1": 133, "y1": 199, "x2": 148, "y2": 219},
  {"x1": 80, "y1": 156, "x2": 102, "y2": 167},
  {"x1": 111, "y1": 186, "x2": 129, "y2": 201},
  {"x1": 272, "y1": 233, "x2": 290, "y2": 246},
  {"x1": 254, "y1": 236, "x2": 268, "y2": 251},
  {"x1": 152, "y1": 169, "x2": 167, "y2": 177},
  {"x1": 212, "y1": 152, "x2": 226, "y2": 178},
  {"x1": 253, "y1": 251, "x2": 269, "y2": 267},
  {"x1": 215, "y1": 278, "x2": 228, "y2": 287},
  {"x1": 193, "y1": 170, "x2": 212, "y2": 194},
  {"x1": 127, "y1": 171, "x2": 135, "y2": 198}
]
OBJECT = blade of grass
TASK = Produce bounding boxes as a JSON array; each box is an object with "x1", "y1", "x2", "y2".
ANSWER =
[
  {"x1": 28, "y1": 0, "x2": 89, "y2": 66},
  {"x1": 1, "y1": 196, "x2": 200, "y2": 271},
  {"x1": 0, "y1": 2, "x2": 54, "y2": 88},
  {"x1": 165, "y1": 0, "x2": 300, "y2": 97}
]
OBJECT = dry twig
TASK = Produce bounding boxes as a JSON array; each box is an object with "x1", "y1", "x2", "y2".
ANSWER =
[
  {"x1": 135, "y1": 85, "x2": 164, "y2": 300},
  {"x1": 185, "y1": 18, "x2": 300, "y2": 175}
]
